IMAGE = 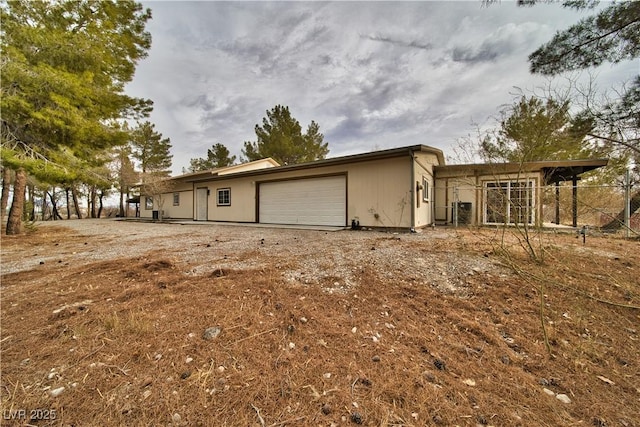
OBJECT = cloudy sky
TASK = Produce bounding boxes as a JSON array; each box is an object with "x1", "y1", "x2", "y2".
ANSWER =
[{"x1": 125, "y1": 1, "x2": 638, "y2": 175}]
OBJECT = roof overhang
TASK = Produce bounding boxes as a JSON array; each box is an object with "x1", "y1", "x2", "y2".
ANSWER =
[
  {"x1": 539, "y1": 159, "x2": 609, "y2": 184},
  {"x1": 434, "y1": 159, "x2": 608, "y2": 184}
]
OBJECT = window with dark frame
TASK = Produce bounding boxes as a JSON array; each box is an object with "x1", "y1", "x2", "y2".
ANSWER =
[
  {"x1": 217, "y1": 188, "x2": 231, "y2": 206},
  {"x1": 422, "y1": 176, "x2": 429, "y2": 202},
  {"x1": 173, "y1": 192, "x2": 180, "y2": 206},
  {"x1": 145, "y1": 196, "x2": 153, "y2": 210}
]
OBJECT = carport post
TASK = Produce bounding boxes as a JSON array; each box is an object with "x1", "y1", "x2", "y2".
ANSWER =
[
  {"x1": 555, "y1": 181, "x2": 560, "y2": 225},
  {"x1": 572, "y1": 175, "x2": 578, "y2": 228},
  {"x1": 625, "y1": 169, "x2": 631, "y2": 238},
  {"x1": 453, "y1": 186, "x2": 459, "y2": 228}
]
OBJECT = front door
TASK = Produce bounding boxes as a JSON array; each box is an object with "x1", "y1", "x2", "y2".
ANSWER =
[{"x1": 196, "y1": 187, "x2": 208, "y2": 221}]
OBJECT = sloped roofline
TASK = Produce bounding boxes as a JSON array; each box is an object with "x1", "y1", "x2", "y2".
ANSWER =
[
  {"x1": 170, "y1": 157, "x2": 280, "y2": 182},
  {"x1": 182, "y1": 144, "x2": 445, "y2": 183}
]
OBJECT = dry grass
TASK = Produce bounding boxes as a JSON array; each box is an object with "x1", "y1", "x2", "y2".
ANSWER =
[{"x1": 1, "y1": 223, "x2": 638, "y2": 426}]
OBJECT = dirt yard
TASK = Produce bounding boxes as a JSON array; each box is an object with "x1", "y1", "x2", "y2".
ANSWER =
[{"x1": 1, "y1": 219, "x2": 638, "y2": 426}]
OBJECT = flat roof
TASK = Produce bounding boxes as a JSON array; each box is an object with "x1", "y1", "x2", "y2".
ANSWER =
[{"x1": 435, "y1": 158, "x2": 608, "y2": 184}]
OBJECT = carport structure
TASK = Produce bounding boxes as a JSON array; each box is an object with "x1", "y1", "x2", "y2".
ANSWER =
[
  {"x1": 433, "y1": 158, "x2": 608, "y2": 227},
  {"x1": 541, "y1": 159, "x2": 610, "y2": 227}
]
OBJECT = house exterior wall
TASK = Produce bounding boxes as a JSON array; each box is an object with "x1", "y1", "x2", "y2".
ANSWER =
[
  {"x1": 191, "y1": 156, "x2": 433, "y2": 228},
  {"x1": 347, "y1": 156, "x2": 411, "y2": 228},
  {"x1": 208, "y1": 176, "x2": 256, "y2": 222},
  {"x1": 166, "y1": 190, "x2": 194, "y2": 219},
  {"x1": 136, "y1": 152, "x2": 603, "y2": 228},
  {"x1": 140, "y1": 181, "x2": 194, "y2": 219},
  {"x1": 140, "y1": 197, "x2": 153, "y2": 218},
  {"x1": 413, "y1": 152, "x2": 440, "y2": 228}
]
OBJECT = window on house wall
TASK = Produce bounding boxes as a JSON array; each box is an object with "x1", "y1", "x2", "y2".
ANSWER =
[
  {"x1": 422, "y1": 176, "x2": 429, "y2": 202},
  {"x1": 145, "y1": 197, "x2": 153, "y2": 210},
  {"x1": 484, "y1": 180, "x2": 534, "y2": 224},
  {"x1": 217, "y1": 188, "x2": 231, "y2": 206},
  {"x1": 173, "y1": 192, "x2": 180, "y2": 206}
]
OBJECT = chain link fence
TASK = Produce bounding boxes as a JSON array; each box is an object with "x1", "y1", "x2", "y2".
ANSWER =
[{"x1": 541, "y1": 184, "x2": 639, "y2": 235}]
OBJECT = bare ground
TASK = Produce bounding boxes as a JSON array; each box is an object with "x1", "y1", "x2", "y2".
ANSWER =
[{"x1": 0, "y1": 219, "x2": 638, "y2": 427}]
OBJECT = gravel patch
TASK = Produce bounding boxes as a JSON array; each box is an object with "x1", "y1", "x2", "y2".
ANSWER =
[{"x1": 1, "y1": 219, "x2": 505, "y2": 295}]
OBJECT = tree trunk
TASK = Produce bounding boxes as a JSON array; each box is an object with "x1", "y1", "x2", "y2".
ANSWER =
[
  {"x1": 86, "y1": 190, "x2": 91, "y2": 219},
  {"x1": 6, "y1": 168, "x2": 27, "y2": 235},
  {"x1": 71, "y1": 186, "x2": 82, "y2": 219},
  {"x1": 602, "y1": 190, "x2": 640, "y2": 230},
  {"x1": 41, "y1": 188, "x2": 48, "y2": 221},
  {"x1": 119, "y1": 185, "x2": 126, "y2": 217},
  {"x1": 1, "y1": 167, "x2": 11, "y2": 219},
  {"x1": 65, "y1": 188, "x2": 71, "y2": 219},
  {"x1": 89, "y1": 186, "x2": 97, "y2": 218},
  {"x1": 27, "y1": 184, "x2": 35, "y2": 221},
  {"x1": 48, "y1": 190, "x2": 63, "y2": 220},
  {"x1": 97, "y1": 190, "x2": 104, "y2": 218}
]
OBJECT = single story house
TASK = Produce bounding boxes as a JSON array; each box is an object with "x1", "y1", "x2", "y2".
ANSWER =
[{"x1": 139, "y1": 144, "x2": 607, "y2": 230}]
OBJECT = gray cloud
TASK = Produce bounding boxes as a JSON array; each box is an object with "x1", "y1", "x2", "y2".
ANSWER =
[
  {"x1": 450, "y1": 22, "x2": 547, "y2": 63},
  {"x1": 126, "y1": 1, "x2": 635, "y2": 173},
  {"x1": 451, "y1": 45, "x2": 500, "y2": 63},
  {"x1": 363, "y1": 34, "x2": 433, "y2": 51}
]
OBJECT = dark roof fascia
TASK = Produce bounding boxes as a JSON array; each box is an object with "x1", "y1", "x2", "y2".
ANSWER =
[
  {"x1": 434, "y1": 159, "x2": 608, "y2": 178},
  {"x1": 170, "y1": 168, "x2": 222, "y2": 183},
  {"x1": 540, "y1": 159, "x2": 609, "y2": 184},
  {"x1": 184, "y1": 144, "x2": 445, "y2": 183}
]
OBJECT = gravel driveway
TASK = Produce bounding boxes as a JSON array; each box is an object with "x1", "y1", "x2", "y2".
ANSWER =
[{"x1": 1, "y1": 219, "x2": 503, "y2": 295}]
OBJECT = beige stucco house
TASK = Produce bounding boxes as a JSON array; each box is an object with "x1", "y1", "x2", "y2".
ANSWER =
[{"x1": 140, "y1": 145, "x2": 606, "y2": 230}]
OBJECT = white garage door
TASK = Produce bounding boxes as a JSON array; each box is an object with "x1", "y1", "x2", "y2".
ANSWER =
[{"x1": 259, "y1": 176, "x2": 346, "y2": 226}]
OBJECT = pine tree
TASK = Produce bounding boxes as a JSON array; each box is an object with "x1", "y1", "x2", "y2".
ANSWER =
[
  {"x1": 1, "y1": 0, "x2": 153, "y2": 234},
  {"x1": 528, "y1": 0, "x2": 639, "y2": 157},
  {"x1": 243, "y1": 105, "x2": 329, "y2": 165},
  {"x1": 188, "y1": 143, "x2": 236, "y2": 172},
  {"x1": 113, "y1": 146, "x2": 139, "y2": 217},
  {"x1": 529, "y1": 1, "x2": 640, "y2": 76},
  {"x1": 130, "y1": 121, "x2": 173, "y2": 179}
]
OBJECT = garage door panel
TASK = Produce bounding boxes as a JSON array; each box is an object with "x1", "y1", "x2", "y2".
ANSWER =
[{"x1": 259, "y1": 176, "x2": 346, "y2": 226}]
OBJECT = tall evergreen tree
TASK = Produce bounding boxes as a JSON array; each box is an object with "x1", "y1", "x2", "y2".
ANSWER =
[
  {"x1": 1, "y1": 0, "x2": 153, "y2": 234},
  {"x1": 113, "y1": 146, "x2": 138, "y2": 217},
  {"x1": 243, "y1": 105, "x2": 329, "y2": 165},
  {"x1": 528, "y1": 0, "x2": 639, "y2": 157},
  {"x1": 130, "y1": 121, "x2": 173, "y2": 178},
  {"x1": 188, "y1": 143, "x2": 236, "y2": 172}
]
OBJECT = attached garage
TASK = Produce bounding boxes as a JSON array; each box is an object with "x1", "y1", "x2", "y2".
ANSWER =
[{"x1": 258, "y1": 175, "x2": 347, "y2": 226}]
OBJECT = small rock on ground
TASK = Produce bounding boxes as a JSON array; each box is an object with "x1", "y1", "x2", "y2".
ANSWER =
[{"x1": 203, "y1": 326, "x2": 221, "y2": 340}]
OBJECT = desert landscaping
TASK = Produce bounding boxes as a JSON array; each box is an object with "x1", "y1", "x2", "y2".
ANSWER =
[{"x1": 1, "y1": 219, "x2": 638, "y2": 426}]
